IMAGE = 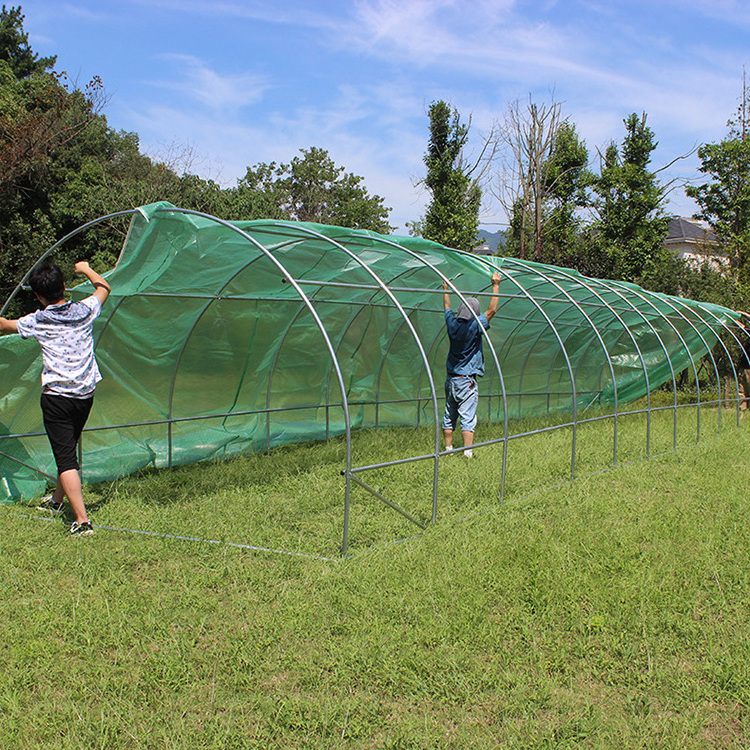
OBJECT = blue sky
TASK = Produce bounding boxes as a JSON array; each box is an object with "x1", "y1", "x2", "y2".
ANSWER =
[{"x1": 20, "y1": 0, "x2": 750, "y2": 233}]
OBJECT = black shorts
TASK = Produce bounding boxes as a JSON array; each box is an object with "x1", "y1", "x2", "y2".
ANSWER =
[{"x1": 40, "y1": 393, "x2": 94, "y2": 475}]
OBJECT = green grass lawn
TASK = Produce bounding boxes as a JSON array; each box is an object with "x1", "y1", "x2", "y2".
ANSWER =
[{"x1": 1, "y1": 405, "x2": 749, "y2": 748}]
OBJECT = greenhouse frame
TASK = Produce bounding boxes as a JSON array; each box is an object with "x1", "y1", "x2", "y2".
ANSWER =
[{"x1": 0, "y1": 203, "x2": 746, "y2": 554}]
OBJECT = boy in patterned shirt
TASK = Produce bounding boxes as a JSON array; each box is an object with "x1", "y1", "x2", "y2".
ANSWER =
[{"x1": 0, "y1": 261, "x2": 111, "y2": 535}]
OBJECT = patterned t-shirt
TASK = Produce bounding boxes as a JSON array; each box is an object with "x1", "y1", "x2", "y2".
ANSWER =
[{"x1": 16, "y1": 297, "x2": 103, "y2": 397}]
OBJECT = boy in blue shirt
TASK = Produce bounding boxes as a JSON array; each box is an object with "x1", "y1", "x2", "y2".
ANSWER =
[
  {"x1": 442, "y1": 271, "x2": 501, "y2": 457},
  {"x1": 0, "y1": 261, "x2": 110, "y2": 535}
]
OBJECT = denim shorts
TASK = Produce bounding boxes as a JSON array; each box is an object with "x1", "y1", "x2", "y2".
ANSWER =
[{"x1": 442, "y1": 375, "x2": 479, "y2": 433}]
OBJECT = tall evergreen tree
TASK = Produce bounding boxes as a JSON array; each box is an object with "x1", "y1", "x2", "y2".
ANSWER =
[
  {"x1": 589, "y1": 113, "x2": 669, "y2": 283},
  {"x1": 419, "y1": 100, "x2": 481, "y2": 251},
  {"x1": 0, "y1": 5, "x2": 54, "y2": 78}
]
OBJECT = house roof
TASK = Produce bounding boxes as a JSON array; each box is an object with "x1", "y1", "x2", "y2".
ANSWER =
[
  {"x1": 665, "y1": 216, "x2": 717, "y2": 245},
  {"x1": 472, "y1": 243, "x2": 495, "y2": 256}
]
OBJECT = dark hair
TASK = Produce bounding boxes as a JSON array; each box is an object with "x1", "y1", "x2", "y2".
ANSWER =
[{"x1": 29, "y1": 262, "x2": 65, "y2": 302}]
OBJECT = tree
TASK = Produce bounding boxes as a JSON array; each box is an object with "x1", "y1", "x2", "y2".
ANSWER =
[
  {"x1": 687, "y1": 139, "x2": 750, "y2": 281},
  {"x1": 588, "y1": 113, "x2": 669, "y2": 283},
  {"x1": 226, "y1": 147, "x2": 392, "y2": 232},
  {"x1": 0, "y1": 63, "x2": 106, "y2": 192},
  {"x1": 537, "y1": 120, "x2": 590, "y2": 266},
  {"x1": 0, "y1": 60, "x2": 109, "y2": 311},
  {"x1": 493, "y1": 97, "x2": 592, "y2": 267},
  {"x1": 638, "y1": 248, "x2": 741, "y2": 309},
  {"x1": 496, "y1": 97, "x2": 562, "y2": 260},
  {"x1": 0, "y1": 5, "x2": 55, "y2": 79},
  {"x1": 687, "y1": 74, "x2": 750, "y2": 285},
  {"x1": 418, "y1": 100, "x2": 482, "y2": 251},
  {"x1": 221, "y1": 161, "x2": 287, "y2": 222},
  {"x1": 0, "y1": 7, "x2": 225, "y2": 313}
]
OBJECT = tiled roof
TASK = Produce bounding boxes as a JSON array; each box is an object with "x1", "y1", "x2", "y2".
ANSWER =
[{"x1": 665, "y1": 216, "x2": 717, "y2": 244}]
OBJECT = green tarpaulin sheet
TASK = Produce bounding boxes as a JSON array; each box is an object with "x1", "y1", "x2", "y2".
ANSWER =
[{"x1": 0, "y1": 202, "x2": 739, "y2": 501}]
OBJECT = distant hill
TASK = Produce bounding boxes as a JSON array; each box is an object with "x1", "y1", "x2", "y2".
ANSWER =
[{"x1": 474, "y1": 227, "x2": 507, "y2": 254}]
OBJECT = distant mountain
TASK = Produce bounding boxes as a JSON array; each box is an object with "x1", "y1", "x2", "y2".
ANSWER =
[{"x1": 474, "y1": 227, "x2": 507, "y2": 254}]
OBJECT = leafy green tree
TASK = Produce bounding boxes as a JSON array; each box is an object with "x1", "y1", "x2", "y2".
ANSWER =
[
  {"x1": 0, "y1": 8, "x2": 220, "y2": 312},
  {"x1": 0, "y1": 65, "x2": 104, "y2": 310},
  {"x1": 539, "y1": 120, "x2": 590, "y2": 267},
  {"x1": 226, "y1": 147, "x2": 392, "y2": 231},
  {"x1": 588, "y1": 113, "x2": 669, "y2": 283},
  {"x1": 0, "y1": 64, "x2": 102, "y2": 192},
  {"x1": 0, "y1": 5, "x2": 54, "y2": 78},
  {"x1": 220, "y1": 161, "x2": 288, "y2": 222},
  {"x1": 686, "y1": 86, "x2": 750, "y2": 285},
  {"x1": 639, "y1": 250, "x2": 741, "y2": 309},
  {"x1": 64, "y1": 130, "x2": 225, "y2": 224},
  {"x1": 419, "y1": 100, "x2": 481, "y2": 251}
]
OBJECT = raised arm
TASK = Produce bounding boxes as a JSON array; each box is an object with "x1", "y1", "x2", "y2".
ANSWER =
[
  {"x1": 484, "y1": 271, "x2": 502, "y2": 321},
  {"x1": 75, "y1": 261, "x2": 111, "y2": 305},
  {"x1": 442, "y1": 280, "x2": 451, "y2": 311},
  {"x1": 0, "y1": 317, "x2": 19, "y2": 334}
]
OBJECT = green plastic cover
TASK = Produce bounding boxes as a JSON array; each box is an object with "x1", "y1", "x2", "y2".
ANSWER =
[{"x1": 0, "y1": 202, "x2": 738, "y2": 501}]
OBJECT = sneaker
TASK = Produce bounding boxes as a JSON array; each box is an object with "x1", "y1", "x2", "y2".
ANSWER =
[
  {"x1": 70, "y1": 521, "x2": 94, "y2": 536},
  {"x1": 37, "y1": 495, "x2": 64, "y2": 514}
]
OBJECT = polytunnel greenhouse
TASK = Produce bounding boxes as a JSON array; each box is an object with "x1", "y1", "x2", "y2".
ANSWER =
[{"x1": 0, "y1": 201, "x2": 746, "y2": 554}]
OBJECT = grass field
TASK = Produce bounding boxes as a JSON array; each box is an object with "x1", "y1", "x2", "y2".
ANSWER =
[{"x1": 1, "y1": 404, "x2": 749, "y2": 748}]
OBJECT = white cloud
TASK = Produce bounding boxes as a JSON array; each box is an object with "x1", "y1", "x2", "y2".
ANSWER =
[
  {"x1": 346, "y1": 0, "x2": 558, "y2": 71},
  {"x1": 30, "y1": 2, "x2": 113, "y2": 23},
  {"x1": 339, "y1": 0, "x2": 744, "y2": 141},
  {"x1": 121, "y1": 69, "x2": 432, "y2": 229},
  {"x1": 659, "y1": 0, "x2": 750, "y2": 25},
  {"x1": 27, "y1": 0, "x2": 750, "y2": 228},
  {"x1": 146, "y1": 54, "x2": 271, "y2": 113},
  {"x1": 122, "y1": 0, "x2": 349, "y2": 31}
]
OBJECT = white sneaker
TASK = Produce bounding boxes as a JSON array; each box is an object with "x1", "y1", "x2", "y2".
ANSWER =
[
  {"x1": 37, "y1": 495, "x2": 64, "y2": 514},
  {"x1": 70, "y1": 521, "x2": 94, "y2": 536}
]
